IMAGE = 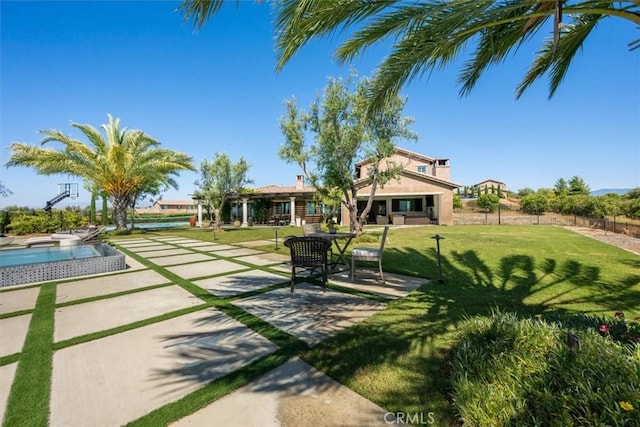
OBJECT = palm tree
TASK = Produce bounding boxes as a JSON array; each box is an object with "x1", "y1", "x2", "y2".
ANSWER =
[
  {"x1": 6, "y1": 114, "x2": 195, "y2": 230},
  {"x1": 179, "y1": 0, "x2": 639, "y2": 109}
]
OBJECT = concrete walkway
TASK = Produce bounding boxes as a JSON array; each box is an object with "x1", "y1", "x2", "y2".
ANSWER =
[{"x1": 0, "y1": 235, "x2": 428, "y2": 426}]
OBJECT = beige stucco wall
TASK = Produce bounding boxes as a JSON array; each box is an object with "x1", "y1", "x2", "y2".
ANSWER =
[{"x1": 340, "y1": 173, "x2": 455, "y2": 226}]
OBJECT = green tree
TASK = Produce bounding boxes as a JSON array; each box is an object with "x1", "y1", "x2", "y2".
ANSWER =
[
  {"x1": 5, "y1": 115, "x2": 195, "y2": 230},
  {"x1": 453, "y1": 194, "x2": 463, "y2": 209},
  {"x1": 568, "y1": 175, "x2": 590, "y2": 195},
  {"x1": 521, "y1": 193, "x2": 549, "y2": 214},
  {"x1": 517, "y1": 187, "x2": 535, "y2": 198},
  {"x1": 554, "y1": 178, "x2": 569, "y2": 196},
  {"x1": 477, "y1": 193, "x2": 500, "y2": 213},
  {"x1": 193, "y1": 152, "x2": 252, "y2": 231},
  {"x1": 179, "y1": 1, "x2": 640, "y2": 110},
  {"x1": 279, "y1": 75, "x2": 417, "y2": 234},
  {"x1": 622, "y1": 188, "x2": 640, "y2": 219}
]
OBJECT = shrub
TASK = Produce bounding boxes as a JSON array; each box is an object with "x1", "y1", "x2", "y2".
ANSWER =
[{"x1": 451, "y1": 311, "x2": 639, "y2": 426}]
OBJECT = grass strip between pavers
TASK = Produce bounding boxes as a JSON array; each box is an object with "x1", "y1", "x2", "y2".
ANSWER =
[
  {"x1": 0, "y1": 309, "x2": 34, "y2": 320},
  {"x1": 53, "y1": 303, "x2": 209, "y2": 350},
  {"x1": 125, "y1": 347, "x2": 304, "y2": 427},
  {"x1": 2, "y1": 283, "x2": 56, "y2": 427},
  {"x1": 114, "y1": 244, "x2": 310, "y2": 349},
  {"x1": 54, "y1": 282, "x2": 173, "y2": 308}
]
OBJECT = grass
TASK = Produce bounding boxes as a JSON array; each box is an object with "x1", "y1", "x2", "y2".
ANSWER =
[
  {"x1": 299, "y1": 225, "x2": 639, "y2": 423},
  {"x1": 2, "y1": 224, "x2": 638, "y2": 425}
]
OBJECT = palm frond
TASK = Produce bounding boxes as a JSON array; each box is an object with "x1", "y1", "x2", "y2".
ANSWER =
[
  {"x1": 516, "y1": 11, "x2": 603, "y2": 98},
  {"x1": 177, "y1": 0, "x2": 227, "y2": 29}
]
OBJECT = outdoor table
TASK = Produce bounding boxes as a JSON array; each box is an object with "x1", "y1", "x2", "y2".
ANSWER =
[{"x1": 308, "y1": 231, "x2": 356, "y2": 272}]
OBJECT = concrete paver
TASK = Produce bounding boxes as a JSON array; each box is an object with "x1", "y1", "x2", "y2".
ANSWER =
[
  {"x1": 56, "y1": 270, "x2": 171, "y2": 303},
  {"x1": 0, "y1": 363, "x2": 17, "y2": 423},
  {"x1": 215, "y1": 248, "x2": 264, "y2": 258},
  {"x1": 147, "y1": 253, "x2": 214, "y2": 266},
  {"x1": 123, "y1": 243, "x2": 173, "y2": 252},
  {"x1": 177, "y1": 241, "x2": 219, "y2": 248},
  {"x1": 0, "y1": 286, "x2": 39, "y2": 314},
  {"x1": 203, "y1": 244, "x2": 237, "y2": 252},
  {"x1": 235, "y1": 253, "x2": 291, "y2": 266},
  {"x1": 131, "y1": 248, "x2": 193, "y2": 257},
  {"x1": 0, "y1": 314, "x2": 32, "y2": 357},
  {"x1": 329, "y1": 271, "x2": 428, "y2": 299},
  {"x1": 54, "y1": 286, "x2": 202, "y2": 342},
  {"x1": 185, "y1": 244, "x2": 227, "y2": 251},
  {"x1": 165, "y1": 259, "x2": 249, "y2": 279},
  {"x1": 237, "y1": 240, "x2": 276, "y2": 248},
  {"x1": 117, "y1": 242, "x2": 169, "y2": 249},
  {"x1": 171, "y1": 358, "x2": 389, "y2": 427},
  {"x1": 50, "y1": 308, "x2": 278, "y2": 427},
  {"x1": 193, "y1": 270, "x2": 290, "y2": 297},
  {"x1": 3, "y1": 235, "x2": 413, "y2": 426},
  {"x1": 233, "y1": 283, "x2": 386, "y2": 345}
]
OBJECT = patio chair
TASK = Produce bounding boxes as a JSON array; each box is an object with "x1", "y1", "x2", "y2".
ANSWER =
[
  {"x1": 284, "y1": 236, "x2": 332, "y2": 292},
  {"x1": 350, "y1": 226, "x2": 389, "y2": 284},
  {"x1": 302, "y1": 223, "x2": 321, "y2": 236}
]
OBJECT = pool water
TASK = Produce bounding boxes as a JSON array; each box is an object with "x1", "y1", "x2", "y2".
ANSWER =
[
  {"x1": 104, "y1": 221, "x2": 189, "y2": 231},
  {"x1": 0, "y1": 245, "x2": 102, "y2": 268}
]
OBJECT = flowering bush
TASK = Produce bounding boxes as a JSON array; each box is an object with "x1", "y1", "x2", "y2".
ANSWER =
[
  {"x1": 451, "y1": 311, "x2": 639, "y2": 426},
  {"x1": 596, "y1": 311, "x2": 640, "y2": 347}
]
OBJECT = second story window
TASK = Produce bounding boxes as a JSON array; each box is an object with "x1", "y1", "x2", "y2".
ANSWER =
[{"x1": 417, "y1": 165, "x2": 427, "y2": 174}]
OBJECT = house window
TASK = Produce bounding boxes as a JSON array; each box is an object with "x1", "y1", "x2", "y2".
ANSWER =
[
  {"x1": 391, "y1": 198, "x2": 423, "y2": 212},
  {"x1": 274, "y1": 201, "x2": 290, "y2": 216},
  {"x1": 417, "y1": 165, "x2": 427, "y2": 174},
  {"x1": 306, "y1": 201, "x2": 319, "y2": 214}
]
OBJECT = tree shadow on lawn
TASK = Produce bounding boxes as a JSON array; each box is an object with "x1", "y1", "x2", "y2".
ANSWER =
[{"x1": 302, "y1": 246, "x2": 640, "y2": 422}]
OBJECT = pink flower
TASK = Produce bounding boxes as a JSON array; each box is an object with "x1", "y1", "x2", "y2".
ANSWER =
[{"x1": 599, "y1": 325, "x2": 609, "y2": 333}]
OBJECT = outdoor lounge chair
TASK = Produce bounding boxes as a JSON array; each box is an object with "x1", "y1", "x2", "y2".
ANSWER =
[
  {"x1": 350, "y1": 226, "x2": 389, "y2": 284},
  {"x1": 24, "y1": 226, "x2": 105, "y2": 248},
  {"x1": 284, "y1": 236, "x2": 332, "y2": 292}
]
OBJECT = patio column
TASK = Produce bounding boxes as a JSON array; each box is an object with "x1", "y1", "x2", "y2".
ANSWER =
[
  {"x1": 197, "y1": 201, "x2": 203, "y2": 227},
  {"x1": 242, "y1": 198, "x2": 249, "y2": 227},
  {"x1": 289, "y1": 197, "x2": 296, "y2": 226}
]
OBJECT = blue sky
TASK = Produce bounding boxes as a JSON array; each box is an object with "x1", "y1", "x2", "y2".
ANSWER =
[{"x1": 1, "y1": 1, "x2": 638, "y2": 209}]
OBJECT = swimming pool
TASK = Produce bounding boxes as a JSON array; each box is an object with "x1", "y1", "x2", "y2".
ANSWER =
[
  {"x1": 0, "y1": 245, "x2": 102, "y2": 267},
  {"x1": 0, "y1": 244, "x2": 126, "y2": 287},
  {"x1": 104, "y1": 222, "x2": 190, "y2": 231}
]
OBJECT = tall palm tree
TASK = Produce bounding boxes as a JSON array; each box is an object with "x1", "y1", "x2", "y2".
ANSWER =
[
  {"x1": 179, "y1": 0, "x2": 639, "y2": 109},
  {"x1": 6, "y1": 114, "x2": 195, "y2": 230}
]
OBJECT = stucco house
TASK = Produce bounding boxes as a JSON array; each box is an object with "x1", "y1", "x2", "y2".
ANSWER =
[
  {"x1": 185, "y1": 147, "x2": 459, "y2": 227},
  {"x1": 473, "y1": 179, "x2": 508, "y2": 197},
  {"x1": 230, "y1": 147, "x2": 459, "y2": 227},
  {"x1": 344, "y1": 147, "x2": 460, "y2": 226},
  {"x1": 136, "y1": 200, "x2": 196, "y2": 215}
]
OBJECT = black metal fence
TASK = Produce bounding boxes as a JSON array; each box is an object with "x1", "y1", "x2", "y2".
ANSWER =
[{"x1": 454, "y1": 210, "x2": 640, "y2": 238}]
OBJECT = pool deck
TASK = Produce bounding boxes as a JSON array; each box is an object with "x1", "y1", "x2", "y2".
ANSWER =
[{"x1": 0, "y1": 235, "x2": 428, "y2": 426}]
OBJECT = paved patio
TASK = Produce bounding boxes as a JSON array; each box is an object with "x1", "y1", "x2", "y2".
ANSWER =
[{"x1": 0, "y1": 235, "x2": 428, "y2": 426}]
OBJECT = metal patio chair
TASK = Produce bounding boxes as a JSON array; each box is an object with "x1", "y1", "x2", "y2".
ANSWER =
[
  {"x1": 351, "y1": 226, "x2": 389, "y2": 284},
  {"x1": 284, "y1": 236, "x2": 332, "y2": 292}
]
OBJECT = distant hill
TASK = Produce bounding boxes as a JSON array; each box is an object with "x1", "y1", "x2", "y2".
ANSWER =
[{"x1": 590, "y1": 188, "x2": 632, "y2": 196}]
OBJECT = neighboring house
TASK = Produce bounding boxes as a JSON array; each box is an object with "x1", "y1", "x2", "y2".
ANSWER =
[
  {"x1": 135, "y1": 200, "x2": 196, "y2": 215},
  {"x1": 346, "y1": 147, "x2": 460, "y2": 226},
  {"x1": 243, "y1": 175, "x2": 327, "y2": 226},
  {"x1": 473, "y1": 179, "x2": 508, "y2": 196}
]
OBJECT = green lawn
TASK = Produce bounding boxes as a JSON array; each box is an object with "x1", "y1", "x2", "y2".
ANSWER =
[
  {"x1": 14, "y1": 224, "x2": 635, "y2": 425},
  {"x1": 300, "y1": 225, "x2": 639, "y2": 423}
]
